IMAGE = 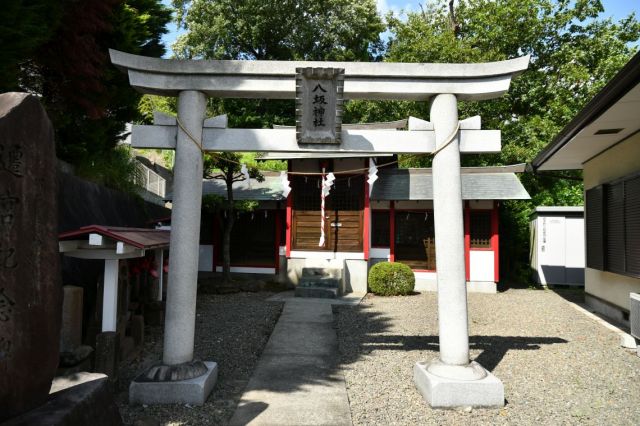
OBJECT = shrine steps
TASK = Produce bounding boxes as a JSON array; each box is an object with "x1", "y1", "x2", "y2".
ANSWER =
[{"x1": 294, "y1": 268, "x2": 342, "y2": 299}]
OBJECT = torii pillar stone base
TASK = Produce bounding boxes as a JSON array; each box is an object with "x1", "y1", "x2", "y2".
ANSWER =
[
  {"x1": 413, "y1": 360, "x2": 504, "y2": 408},
  {"x1": 412, "y1": 94, "x2": 504, "y2": 408}
]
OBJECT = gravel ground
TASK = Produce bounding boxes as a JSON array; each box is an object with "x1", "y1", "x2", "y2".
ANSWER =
[
  {"x1": 116, "y1": 292, "x2": 283, "y2": 426},
  {"x1": 335, "y1": 288, "x2": 640, "y2": 426}
]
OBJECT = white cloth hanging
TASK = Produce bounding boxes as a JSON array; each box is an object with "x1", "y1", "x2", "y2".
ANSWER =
[
  {"x1": 319, "y1": 171, "x2": 335, "y2": 247},
  {"x1": 280, "y1": 171, "x2": 291, "y2": 198},
  {"x1": 240, "y1": 163, "x2": 251, "y2": 189},
  {"x1": 367, "y1": 160, "x2": 378, "y2": 197}
]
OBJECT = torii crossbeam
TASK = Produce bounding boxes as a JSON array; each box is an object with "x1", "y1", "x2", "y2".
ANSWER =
[{"x1": 111, "y1": 49, "x2": 528, "y2": 408}]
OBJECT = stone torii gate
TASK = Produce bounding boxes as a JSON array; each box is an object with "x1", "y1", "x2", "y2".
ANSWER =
[{"x1": 110, "y1": 49, "x2": 528, "y2": 408}]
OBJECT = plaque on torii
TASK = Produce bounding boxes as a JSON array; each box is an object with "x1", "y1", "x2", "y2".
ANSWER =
[
  {"x1": 296, "y1": 67, "x2": 344, "y2": 144},
  {"x1": 110, "y1": 49, "x2": 529, "y2": 409}
]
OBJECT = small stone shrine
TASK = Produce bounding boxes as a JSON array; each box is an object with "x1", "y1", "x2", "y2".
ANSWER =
[{"x1": 0, "y1": 93, "x2": 62, "y2": 421}]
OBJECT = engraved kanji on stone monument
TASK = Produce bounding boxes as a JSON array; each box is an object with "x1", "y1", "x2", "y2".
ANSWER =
[
  {"x1": 0, "y1": 190, "x2": 19, "y2": 230},
  {"x1": 0, "y1": 144, "x2": 25, "y2": 177},
  {"x1": 0, "y1": 93, "x2": 61, "y2": 421},
  {"x1": 296, "y1": 67, "x2": 344, "y2": 144}
]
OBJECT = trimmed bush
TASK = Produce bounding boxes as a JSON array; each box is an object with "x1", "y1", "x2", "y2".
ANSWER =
[{"x1": 368, "y1": 262, "x2": 415, "y2": 296}]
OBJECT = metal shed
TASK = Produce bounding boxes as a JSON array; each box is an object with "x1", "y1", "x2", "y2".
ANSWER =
[{"x1": 530, "y1": 207, "x2": 585, "y2": 286}]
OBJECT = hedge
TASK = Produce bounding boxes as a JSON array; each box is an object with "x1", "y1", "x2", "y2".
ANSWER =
[{"x1": 368, "y1": 262, "x2": 415, "y2": 296}]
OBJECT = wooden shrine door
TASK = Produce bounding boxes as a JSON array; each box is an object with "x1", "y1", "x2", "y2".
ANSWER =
[{"x1": 291, "y1": 175, "x2": 364, "y2": 252}]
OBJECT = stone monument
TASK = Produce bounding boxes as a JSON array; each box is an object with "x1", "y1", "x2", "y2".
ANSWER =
[{"x1": 0, "y1": 93, "x2": 62, "y2": 420}]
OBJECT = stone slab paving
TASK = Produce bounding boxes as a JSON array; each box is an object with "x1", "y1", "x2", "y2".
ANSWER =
[{"x1": 229, "y1": 299, "x2": 352, "y2": 426}]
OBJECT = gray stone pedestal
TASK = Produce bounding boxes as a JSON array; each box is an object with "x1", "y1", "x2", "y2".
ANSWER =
[
  {"x1": 4, "y1": 373, "x2": 122, "y2": 425},
  {"x1": 413, "y1": 360, "x2": 504, "y2": 408},
  {"x1": 129, "y1": 361, "x2": 218, "y2": 405}
]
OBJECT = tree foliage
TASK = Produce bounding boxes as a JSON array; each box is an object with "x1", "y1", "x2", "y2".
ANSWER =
[
  {"x1": 348, "y1": 0, "x2": 638, "y2": 282},
  {"x1": 170, "y1": 0, "x2": 384, "y2": 282},
  {"x1": 169, "y1": 0, "x2": 385, "y2": 137},
  {"x1": 171, "y1": 0, "x2": 384, "y2": 60},
  {"x1": 5, "y1": 0, "x2": 171, "y2": 192},
  {"x1": 169, "y1": 0, "x2": 639, "y2": 283},
  {"x1": 0, "y1": 0, "x2": 63, "y2": 92},
  {"x1": 380, "y1": 0, "x2": 639, "y2": 171}
]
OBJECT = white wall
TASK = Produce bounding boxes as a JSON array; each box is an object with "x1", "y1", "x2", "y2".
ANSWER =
[
  {"x1": 583, "y1": 131, "x2": 640, "y2": 313},
  {"x1": 198, "y1": 244, "x2": 213, "y2": 272},
  {"x1": 469, "y1": 251, "x2": 494, "y2": 282}
]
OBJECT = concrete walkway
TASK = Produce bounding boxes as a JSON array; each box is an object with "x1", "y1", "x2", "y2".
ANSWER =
[{"x1": 229, "y1": 297, "x2": 359, "y2": 426}]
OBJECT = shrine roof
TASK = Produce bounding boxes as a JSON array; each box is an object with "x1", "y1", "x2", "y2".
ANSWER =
[
  {"x1": 201, "y1": 172, "x2": 285, "y2": 201},
  {"x1": 59, "y1": 225, "x2": 170, "y2": 249},
  {"x1": 189, "y1": 166, "x2": 530, "y2": 202},
  {"x1": 371, "y1": 169, "x2": 530, "y2": 201}
]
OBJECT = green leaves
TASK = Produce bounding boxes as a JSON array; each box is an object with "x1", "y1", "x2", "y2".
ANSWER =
[
  {"x1": 376, "y1": 0, "x2": 639, "y2": 280},
  {"x1": 171, "y1": 0, "x2": 384, "y2": 60}
]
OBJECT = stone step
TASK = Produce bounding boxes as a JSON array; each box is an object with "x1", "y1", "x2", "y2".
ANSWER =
[
  {"x1": 294, "y1": 286, "x2": 339, "y2": 299},
  {"x1": 301, "y1": 267, "x2": 342, "y2": 279},
  {"x1": 299, "y1": 277, "x2": 340, "y2": 289}
]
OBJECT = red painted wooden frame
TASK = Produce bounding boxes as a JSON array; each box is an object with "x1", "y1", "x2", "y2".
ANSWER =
[
  {"x1": 464, "y1": 202, "x2": 471, "y2": 281},
  {"x1": 274, "y1": 207, "x2": 282, "y2": 271},
  {"x1": 363, "y1": 159, "x2": 370, "y2": 260},
  {"x1": 492, "y1": 201, "x2": 500, "y2": 282},
  {"x1": 389, "y1": 201, "x2": 395, "y2": 262}
]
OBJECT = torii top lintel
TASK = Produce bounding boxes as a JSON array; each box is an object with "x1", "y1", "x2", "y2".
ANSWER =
[{"x1": 109, "y1": 49, "x2": 529, "y2": 101}]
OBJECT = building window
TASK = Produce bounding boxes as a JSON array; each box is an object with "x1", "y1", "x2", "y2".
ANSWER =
[
  {"x1": 470, "y1": 211, "x2": 492, "y2": 248},
  {"x1": 585, "y1": 186, "x2": 604, "y2": 270},
  {"x1": 292, "y1": 176, "x2": 321, "y2": 210},
  {"x1": 371, "y1": 211, "x2": 390, "y2": 247},
  {"x1": 229, "y1": 211, "x2": 276, "y2": 266},
  {"x1": 605, "y1": 182, "x2": 625, "y2": 274},
  {"x1": 586, "y1": 173, "x2": 640, "y2": 279},
  {"x1": 327, "y1": 175, "x2": 364, "y2": 211},
  {"x1": 625, "y1": 175, "x2": 640, "y2": 276},
  {"x1": 394, "y1": 211, "x2": 435, "y2": 270}
]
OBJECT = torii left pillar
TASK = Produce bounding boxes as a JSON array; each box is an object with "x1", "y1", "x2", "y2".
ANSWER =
[
  {"x1": 129, "y1": 90, "x2": 219, "y2": 406},
  {"x1": 164, "y1": 91, "x2": 206, "y2": 365}
]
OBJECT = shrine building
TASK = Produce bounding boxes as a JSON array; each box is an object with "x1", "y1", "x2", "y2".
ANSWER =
[{"x1": 189, "y1": 148, "x2": 529, "y2": 294}]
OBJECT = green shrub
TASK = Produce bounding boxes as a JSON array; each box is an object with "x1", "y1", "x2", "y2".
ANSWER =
[{"x1": 368, "y1": 262, "x2": 415, "y2": 296}]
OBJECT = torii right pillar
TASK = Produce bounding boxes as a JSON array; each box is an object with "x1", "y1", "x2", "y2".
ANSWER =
[{"x1": 413, "y1": 94, "x2": 504, "y2": 408}]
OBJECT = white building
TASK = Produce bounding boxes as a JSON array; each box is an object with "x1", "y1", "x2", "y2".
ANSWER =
[
  {"x1": 532, "y1": 52, "x2": 640, "y2": 326},
  {"x1": 530, "y1": 206, "x2": 584, "y2": 286}
]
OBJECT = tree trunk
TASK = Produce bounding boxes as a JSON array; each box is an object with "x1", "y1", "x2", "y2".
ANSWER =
[
  {"x1": 222, "y1": 214, "x2": 234, "y2": 284},
  {"x1": 222, "y1": 172, "x2": 235, "y2": 284}
]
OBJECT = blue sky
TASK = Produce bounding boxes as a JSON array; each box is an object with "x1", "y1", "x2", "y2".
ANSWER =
[{"x1": 161, "y1": 0, "x2": 639, "y2": 57}]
